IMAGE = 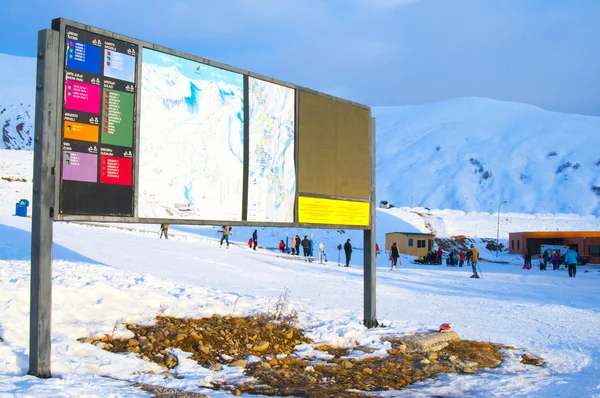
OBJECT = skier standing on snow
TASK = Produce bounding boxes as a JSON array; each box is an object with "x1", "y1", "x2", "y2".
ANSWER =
[
  {"x1": 459, "y1": 249, "x2": 465, "y2": 267},
  {"x1": 437, "y1": 247, "x2": 443, "y2": 265},
  {"x1": 469, "y1": 244, "x2": 480, "y2": 278},
  {"x1": 252, "y1": 229, "x2": 258, "y2": 250},
  {"x1": 564, "y1": 247, "x2": 578, "y2": 278},
  {"x1": 344, "y1": 239, "x2": 352, "y2": 267},
  {"x1": 390, "y1": 242, "x2": 400, "y2": 270},
  {"x1": 220, "y1": 226, "x2": 231, "y2": 248}
]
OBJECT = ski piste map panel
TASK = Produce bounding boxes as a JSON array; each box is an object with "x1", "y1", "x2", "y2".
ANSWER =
[
  {"x1": 247, "y1": 77, "x2": 296, "y2": 223},
  {"x1": 137, "y1": 48, "x2": 245, "y2": 221},
  {"x1": 59, "y1": 26, "x2": 137, "y2": 216}
]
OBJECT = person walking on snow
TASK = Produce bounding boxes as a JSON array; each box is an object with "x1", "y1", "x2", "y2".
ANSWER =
[
  {"x1": 344, "y1": 239, "x2": 352, "y2": 267},
  {"x1": 252, "y1": 229, "x2": 258, "y2": 250},
  {"x1": 458, "y1": 249, "x2": 465, "y2": 267},
  {"x1": 390, "y1": 242, "x2": 400, "y2": 270},
  {"x1": 564, "y1": 247, "x2": 578, "y2": 278},
  {"x1": 469, "y1": 244, "x2": 480, "y2": 278},
  {"x1": 220, "y1": 226, "x2": 231, "y2": 248},
  {"x1": 159, "y1": 223, "x2": 169, "y2": 240}
]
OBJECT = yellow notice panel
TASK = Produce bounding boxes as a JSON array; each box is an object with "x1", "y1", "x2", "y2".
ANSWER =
[{"x1": 298, "y1": 196, "x2": 370, "y2": 226}]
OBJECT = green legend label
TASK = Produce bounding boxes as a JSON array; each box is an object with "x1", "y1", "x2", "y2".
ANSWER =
[{"x1": 101, "y1": 88, "x2": 134, "y2": 147}]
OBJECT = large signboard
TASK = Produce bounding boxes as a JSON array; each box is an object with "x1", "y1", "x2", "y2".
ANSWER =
[
  {"x1": 247, "y1": 77, "x2": 295, "y2": 223},
  {"x1": 50, "y1": 19, "x2": 372, "y2": 229},
  {"x1": 137, "y1": 49, "x2": 244, "y2": 221},
  {"x1": 59, "y1": 26, "x2": 137, "y2": 216}
]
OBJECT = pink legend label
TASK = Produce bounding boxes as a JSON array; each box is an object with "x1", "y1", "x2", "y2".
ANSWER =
[{"x1": 64, "y1": 80, "x2": 100, "y2": 114}]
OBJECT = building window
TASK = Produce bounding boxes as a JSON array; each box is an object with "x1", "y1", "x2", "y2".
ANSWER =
[
  {"x1": 511, "y1": 240, "x2": 514, "y2": 250},
  {"x1": 417, "y1": 240, "x2": 426, "y2": 248},
  {"x1": 408, "y1": 238, "x2": 414, "y2": 247},
  {"x1": 517, "y1": 240, "x2": 520, "y2": 250},
  {"x1": 590, "y1": 246, "x2": 600, "y2": 257}
]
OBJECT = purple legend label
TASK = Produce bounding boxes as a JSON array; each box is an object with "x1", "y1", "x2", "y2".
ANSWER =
[{"x1": 62, "y1": 151, "x2": 98, "y2": 182}]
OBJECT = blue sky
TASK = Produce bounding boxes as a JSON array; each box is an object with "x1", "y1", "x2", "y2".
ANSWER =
[{"x1": 3, "y1": 0, "x2": 600, "y2": 116}]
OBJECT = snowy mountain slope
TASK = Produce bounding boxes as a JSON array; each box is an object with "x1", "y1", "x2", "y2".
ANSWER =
[
  {"x1": 1, "y1": 52, "x2": 600, "y2": 215},
  {"x1": 0, "y1": 53, "x2": 36, "y2": 150},
  {"x1": 374, "y1": 98, "x2": 600, "y2": 215}
]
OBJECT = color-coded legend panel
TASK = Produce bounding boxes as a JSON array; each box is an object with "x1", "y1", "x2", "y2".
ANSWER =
[
  {"x1": 101, "y1": 87, "x2": 134, "y2": 147},
  {"x1": 60, "y1": 26, "x2": 138, "y2": 217},
  {"x1": 65, "y1": 80, "x2": 101, "y2": 114},
  {"x1": 100, "y1": 155, "x2": 133, "y2": 185},
  {"x1": 62, "y1": 151, "x2": 98, "y2": 183}
]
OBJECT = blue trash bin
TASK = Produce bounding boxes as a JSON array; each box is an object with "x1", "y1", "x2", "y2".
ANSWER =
[{"x1": 15, "y1": 199, "x2": 29, "y2": 217}]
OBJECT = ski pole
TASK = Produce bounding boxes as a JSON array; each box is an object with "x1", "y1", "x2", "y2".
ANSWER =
[{"x1": 477, "y1": 263, "x2": 484, "y2": 279}]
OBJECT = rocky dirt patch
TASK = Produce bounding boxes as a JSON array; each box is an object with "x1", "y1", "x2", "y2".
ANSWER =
[{"x1": 79, "y1": 311, "x2": 540, "y2": 397}]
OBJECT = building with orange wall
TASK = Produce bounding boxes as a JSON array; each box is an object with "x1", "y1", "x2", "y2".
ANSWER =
[{"x1": 508, "y1": 231, "x2": 600, "y2": 263}]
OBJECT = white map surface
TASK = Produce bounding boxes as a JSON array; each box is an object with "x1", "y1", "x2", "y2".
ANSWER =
[
  {"x1": 247, "y1": 77, "x2": 296, "y2": 222},
  {"x1": 138, "y1": 49, "x2": 244, "y2": 221}
]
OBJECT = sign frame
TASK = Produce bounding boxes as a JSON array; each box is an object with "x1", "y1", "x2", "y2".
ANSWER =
[
  {"x1": 50, "y1": 18, "x2": 373, "y2": 230},
  {"x1": 30, "y1": 19, "x2": 378, "y2": 379}
]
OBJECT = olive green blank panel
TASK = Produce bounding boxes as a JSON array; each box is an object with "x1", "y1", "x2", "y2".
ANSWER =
[{"x1": 298, "y1": 91, "x2": 371, "y2": 200}]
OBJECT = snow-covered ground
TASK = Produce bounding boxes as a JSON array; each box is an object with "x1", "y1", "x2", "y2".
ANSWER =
[{"x1": 2, "y1": 149, "x2": 600, "y2": 397}]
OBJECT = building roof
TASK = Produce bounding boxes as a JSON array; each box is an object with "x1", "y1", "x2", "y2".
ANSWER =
[
  {"x1": 386, "y1": 232, "x2": 435, "y2": 237},
  {"x1": 509, "y1": 231, "x2": 600, "y2": 238}
]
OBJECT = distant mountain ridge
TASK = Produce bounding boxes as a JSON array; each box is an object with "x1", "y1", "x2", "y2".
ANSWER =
[{"x1": 1, "y1": 52, "x2": 599, "y2": 215}]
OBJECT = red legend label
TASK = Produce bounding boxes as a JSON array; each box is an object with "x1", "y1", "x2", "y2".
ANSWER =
[{"x1": 99, "y1": 155, "x2": 132, "y2": 185}]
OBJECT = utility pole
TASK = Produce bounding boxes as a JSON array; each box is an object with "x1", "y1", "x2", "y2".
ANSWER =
[{"x1": 496, "y1": 201, "x2": 507, "y2": 257}]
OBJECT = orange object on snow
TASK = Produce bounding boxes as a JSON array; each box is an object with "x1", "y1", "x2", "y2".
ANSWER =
[{"x1": 439, "y1": 323, "x2": 452, "y2": 333}]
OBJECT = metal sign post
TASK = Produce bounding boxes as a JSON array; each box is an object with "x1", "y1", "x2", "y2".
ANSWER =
[
  {"x1": 363, "y1": 117, "x2": 377, "y2": 328},
  {"x1": 29, "y1": 29, "x2": 59, "y2": 378}
]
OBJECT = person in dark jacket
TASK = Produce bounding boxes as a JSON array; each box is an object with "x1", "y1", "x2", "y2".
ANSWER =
[
  {"x1": 390, "y1": 242, "x2": 400, "y2": 270},
  {"x1": 542, "y1": 249, "x2": 550, "y2": 270},
  {"x1": 295, "y1": 235, "x2": 301, "y2": 255},
  {"x1": 301, "y1": 236, "x2": 311, "y2": 257},
  {"x1": 252, "y1": 229, "x2": 258, "y2": 250},
  {"x1": 343, "y1": 239, "x2": 352, "y2": 267}
]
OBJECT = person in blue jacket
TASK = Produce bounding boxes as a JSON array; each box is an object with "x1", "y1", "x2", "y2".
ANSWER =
[{"x1": 564, "y1": 247, "x2": 578, "y2": 278}]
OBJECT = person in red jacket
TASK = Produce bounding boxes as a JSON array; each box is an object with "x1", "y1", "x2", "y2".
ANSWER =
[
  {"x1": 278, "y1": 240, "x2": 286, "y2": 253},
  {"x1": 459, "y1": 249, "x2": 465, "y2": 267},
  {"x1": 437, "y1": 247, "x2": 443, "y2": 265},
  {"x1": 375, "y1": 243, "x2": 380, "y2": 255}
]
